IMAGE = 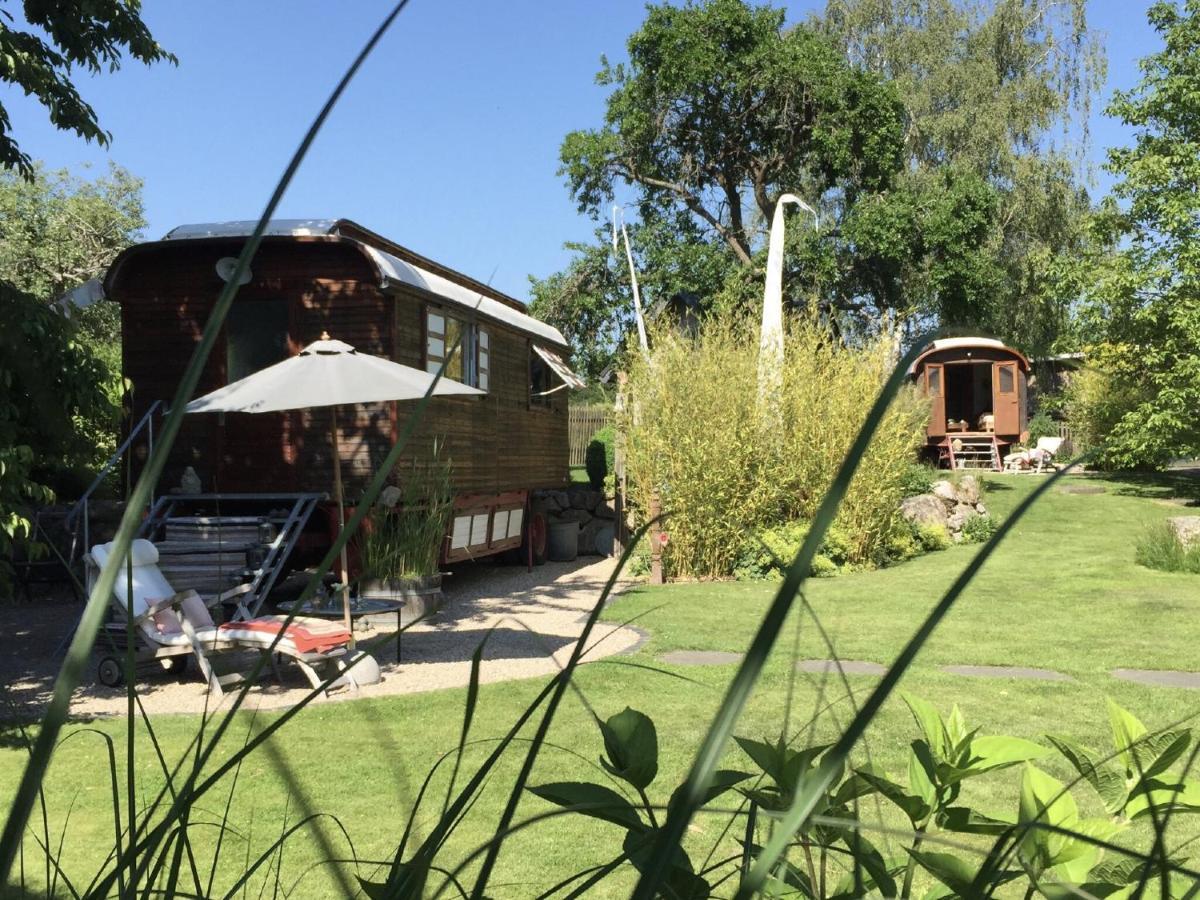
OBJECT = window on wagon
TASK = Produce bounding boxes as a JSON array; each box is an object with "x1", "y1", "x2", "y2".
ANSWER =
[
  {"x1": 425, "y1": 307, "x2": 488, "y2": 391},
  {"x1": 529, "y1": 344, "x2": 585, "y2": 407},
  {"x1": 227, "y1": 299, "x2": 289, "y2": 383}
]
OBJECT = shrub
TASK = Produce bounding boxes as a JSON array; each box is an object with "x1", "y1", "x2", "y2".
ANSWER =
[
  {"x1": 1135, "y1": 521, "x2": 1200, "y2": 574},
  {"x1": 899, "y1": 461, "x2": 937, "y2": 497},
  {"x1": 915, "y1": 521, "x2": 951, "y2": 551},
  {"x1": 733, "y1": 521, "x2": 853, "y2": 580},
  {"x1": 622, "y1": 315, "x2": 928, "y2": 578},
  {"x1": 1065, "y1": 343, "x2": 1164, "y2": 469},
  {"x1": 881, "y1": 520, "x2": 921, "y2": 564},
  {"x1": 359, "y1": 444, "x2": 454, "y2": 580},
  {"x1": 961, "y1": 511, "x2": 998, "y2": 544},
  {"x1": 585, "y1": 425, "x2": 614, "y2": 491},
  {"x1": 1027, "y1": 411, "x2": 1060, "y2": 445}
]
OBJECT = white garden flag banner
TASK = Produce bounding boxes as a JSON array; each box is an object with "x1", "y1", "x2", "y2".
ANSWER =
[{"x1": 758, "y1": 193, "x2": 818, "y2": 403}]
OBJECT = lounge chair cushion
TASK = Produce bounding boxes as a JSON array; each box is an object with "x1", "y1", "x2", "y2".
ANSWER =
[
  {"x1": 178, "y1": 591, "x2": 216, "y2": 629},
  {"x1": 127, "y1": 539, "x2": 159, "y2": 566},
  {"x1": 92, "y1": 541, "x2": 175, "y2": 620},
  {"x1": 218, "y1": 616, "x2": 351, "y2": 654},
  {"x1": 151, "y1": 608, "x2": 184, "y2": 635}
]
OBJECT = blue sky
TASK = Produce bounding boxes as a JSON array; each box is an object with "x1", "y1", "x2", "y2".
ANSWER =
[{"x1": 1, "y1": 0, "x2": 1162, "y2": 303}]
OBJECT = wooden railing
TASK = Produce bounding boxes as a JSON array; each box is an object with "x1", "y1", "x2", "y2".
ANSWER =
[{"x1": 569, "y1": 405, "x2": 613, "y2": 467}]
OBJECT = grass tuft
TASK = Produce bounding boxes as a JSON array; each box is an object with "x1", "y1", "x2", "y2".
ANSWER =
[{"x1": 1135, "y1": 521, "x2": 1200, "y2": 574}]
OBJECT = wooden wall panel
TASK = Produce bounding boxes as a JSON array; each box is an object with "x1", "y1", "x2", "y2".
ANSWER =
[{"x1": 113, "y1": 237, "x2": 569, "y2": 501}]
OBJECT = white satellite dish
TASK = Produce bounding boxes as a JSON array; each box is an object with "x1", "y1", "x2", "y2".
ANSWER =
[{"x1": 215, "y1": 257, "x2": 252, "y2": 285}]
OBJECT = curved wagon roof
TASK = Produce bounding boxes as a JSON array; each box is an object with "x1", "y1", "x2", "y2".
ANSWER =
[
  {"x1": 105, "y1": 218, "x2": 569, "y2": 348},
  {"x1": 908, "y1": 337, "x2": 1030, "y2": 375}
]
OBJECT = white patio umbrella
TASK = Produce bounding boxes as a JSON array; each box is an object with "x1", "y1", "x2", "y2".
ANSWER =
[{"x1": 186, "y1": 333, "x2": 482, "y2": 638}]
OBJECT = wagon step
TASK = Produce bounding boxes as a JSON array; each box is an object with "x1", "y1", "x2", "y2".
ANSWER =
[
  {"x1": 942, "y1": 436, "x2": 1003, "y2": 471},
  {"x1": 138, "y1": 493, "x2": 323, "y2": 620}
]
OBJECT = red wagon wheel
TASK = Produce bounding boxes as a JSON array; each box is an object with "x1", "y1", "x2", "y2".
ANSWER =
[{"x1": 524, "y1": 511, "x2": 548, "y2": 567}]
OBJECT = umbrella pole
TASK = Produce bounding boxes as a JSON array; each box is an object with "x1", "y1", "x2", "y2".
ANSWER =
[{"x1": 330, "y1": 406, "x2": 355, "y2": 649}]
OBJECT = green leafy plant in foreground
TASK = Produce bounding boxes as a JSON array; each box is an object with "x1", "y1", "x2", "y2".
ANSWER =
[
  {"x1": 531, "y1": 707, "x2": 749, "y2": 899},
  {"x1": 530, "y1": 696, "x2": 1200, "y2": 899}
]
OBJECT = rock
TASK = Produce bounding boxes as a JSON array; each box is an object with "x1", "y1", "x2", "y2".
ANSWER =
[
  {"x1": 900, "y1": 494, "x2": 949, "y2": 528},
  {"x1": 378, "y1": 485, "x2": 403, "y2": 508},
  {"x1": 932, "y1": 480, "x2": 960, "y2": 507},
  {"x1": 1167, "y1": 516, "x2": 1200, "y2": 548},
  {"x1": 594, "y1": 502, "x2": 617, "y2": 520},
  {"x1": 552, "y1": 509, "x2": 589, "y2": 525},
  {"x1": 957, "y1": 475, "x2": 981, "y2": 505},
  {"x1": 975, "y1": 502, "x2": 988, "y2": 514},
  {"x1": 947, "y1": 505, "x2": 973, "y2": 531}
]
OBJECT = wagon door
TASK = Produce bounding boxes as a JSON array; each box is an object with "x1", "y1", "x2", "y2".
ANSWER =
[
  {"x1": 924, "y1": 364, "x2": 945, "y2": 436},
  {"x1": 992, "y1": 361, "x2": 1020, "y2": 436}
]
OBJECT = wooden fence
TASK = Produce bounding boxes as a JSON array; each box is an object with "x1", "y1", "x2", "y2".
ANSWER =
[{"x1": 569, "y1": 405, "x2": 613, "y2": 467}]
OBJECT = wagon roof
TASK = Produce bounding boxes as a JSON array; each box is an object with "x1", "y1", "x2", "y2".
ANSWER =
[
  {"x1": 908, "y1": 337, "x2": 1030, "y2": 375},
  {"x1": 111, "y1": 218, "x2": 568, "y2": 348}
]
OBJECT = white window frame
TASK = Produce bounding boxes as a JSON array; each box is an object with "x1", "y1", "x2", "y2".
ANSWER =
[{"x1": 425, "y1": 305, "x2": 489, "y2": 392}]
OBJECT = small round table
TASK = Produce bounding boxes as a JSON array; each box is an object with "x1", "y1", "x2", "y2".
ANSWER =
[{"x1": 277, "y1": 597, "x2": 406, "y2": 660}]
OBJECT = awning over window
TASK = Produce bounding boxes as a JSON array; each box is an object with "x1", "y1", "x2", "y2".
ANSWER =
[{"x1": 533, "y1": 345, "x2": 586, "y2": 390}]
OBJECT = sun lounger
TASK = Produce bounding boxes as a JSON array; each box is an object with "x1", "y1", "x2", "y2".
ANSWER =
[
  {"x1": 1002, "y1": 436, "x2": 1064, "y2": 474},
  {"x1": 87, "y1": 540, "x2": 365, "y2": 694}
]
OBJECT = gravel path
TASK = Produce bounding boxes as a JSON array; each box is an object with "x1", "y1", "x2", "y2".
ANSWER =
[{"x1": 0, "y1": 557, "x2": 639, "y2": 720}]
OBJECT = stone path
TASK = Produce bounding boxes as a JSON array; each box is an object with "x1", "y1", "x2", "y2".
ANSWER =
[
  {"x1": 1112, "y1": 668, "x2": 1200, "y2": 690},
  {"x1": 659, "y1": 650, "x2": 744, "y2": 666},
  {"x1": 656, "y1": 654, "x2": 1200, "y2": 691},
  {"x1": 797, "y1": 659, "x2": 887, "y2": 676},
  {"x1": 1, "y1": 557, "x2": 642, "y2": 719},
  {"x1": 939, "y1": 664, "x2": 1072, "y2": 681}
]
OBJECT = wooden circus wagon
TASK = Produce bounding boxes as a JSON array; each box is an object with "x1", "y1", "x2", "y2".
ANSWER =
[
  {"x1": 909, "y1": 337, "x2": 1030, "y2": 471},
  {"x1": 103, "y1": 219, "x2": 583, "y2": 581}
]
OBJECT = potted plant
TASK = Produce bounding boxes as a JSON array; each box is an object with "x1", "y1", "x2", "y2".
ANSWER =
[{"x1": 358, "y1": 445, "x2": 454, "y2": 617}]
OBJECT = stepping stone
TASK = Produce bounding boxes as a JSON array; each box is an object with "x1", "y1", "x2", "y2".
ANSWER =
[
  {"x1": 659, "y1": 650, "x2": 743, "y2": 666},
  {"x1": 1112, "y1": 668, "x2": 1200, "y2": 690},
  {"x1": 1058, "y1": 484, "x2": 1105, "y2": 495},
  {"x1": 796, "y1": 659, "x2": 887, "y2": 676},
  {"x1": 939, "y1": 664, "x2": 1072, "y2": 682}
]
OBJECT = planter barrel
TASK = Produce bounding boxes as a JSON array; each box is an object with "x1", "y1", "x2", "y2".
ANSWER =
[
  {"x1": 359, "y1": 574, "x2": 443, "y2": 626},
  {"x1": 547, "y1": 521, "x2": 580, "y2": 562}
]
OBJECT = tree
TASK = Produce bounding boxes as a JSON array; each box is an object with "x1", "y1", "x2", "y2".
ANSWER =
[
  {"x1": 820, "y1": 0, "x2": 1105, "y2": 354},
  {"x1": 540, "y1": 0, "x2": 905, "y2": 368},
  {"x1": 1073, "y1": 0, "x2": 1200, "y2": 469},
  {"x1": 0, "y1": 280, "x2": 117, "y2": 587},
  {"x1": 0, "y1": 0, "x2": 174, "y2": 177},
  {"x1": 529, "y1": 212, "x2": 739, "y2": 380},
  {"x1": 0, "y1": 162, "x2": 144, "y2": 494},
  {"x1": 560, "y1": 0, "x2": 905, "y2": 268},
  {"x1": 0, "y1": 161, "x2": 145, "y2": 300},
  {"x1": 539, "y1": 0, "x2": 1103, "y2": 368},
  {"x1": 561, "y1": 0, "x2": 907, "y2": 264}
]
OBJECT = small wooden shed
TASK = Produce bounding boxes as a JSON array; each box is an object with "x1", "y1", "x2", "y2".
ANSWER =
[
  {"x1": 909, "y1": 337, "x2": 1030, "y2": 469},
  {"x1": 104, "y1": 218, "x2": 583, "y2": 563}
]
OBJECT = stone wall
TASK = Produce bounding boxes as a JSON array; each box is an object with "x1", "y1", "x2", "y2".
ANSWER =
[
  {"x1": 899, "y1": 475, "x2": 989, "y2": 542},
  {"x1": 533, "y1": 487, "x2": 617, "y2": 557}
]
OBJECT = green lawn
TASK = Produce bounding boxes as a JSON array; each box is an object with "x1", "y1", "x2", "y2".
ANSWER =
[{"x1": 3, "y1": 472, "x2": 1200, "y2": 897}]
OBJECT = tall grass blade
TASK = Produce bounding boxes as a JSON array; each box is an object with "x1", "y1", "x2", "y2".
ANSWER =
[
  {"x1": 629, "y1": 336, "x2": 931, "y2": 899},
  {"x1": 443, "y1": 633, "x2": 490, "y2": 818},
  {"x1": 0, "y1": 0, "x2": 415, "y2": 880},
  {"x1": 736, "y1": 459, "x2": 1088, "y2": 898},
  {"x1": 468, "y1": 521, "x2": 660, "y2": 897}
]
